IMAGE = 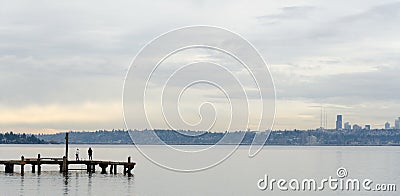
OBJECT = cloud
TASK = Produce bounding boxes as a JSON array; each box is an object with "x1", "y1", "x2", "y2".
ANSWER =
[
  {"x1": 257, "y1": 6, "x2": 315, "y2": 24},
  {"x1": 0, "y1": 55, "x2": 126, "y2": 106},
  {"x1": 275, "y1": 65, "x2": 400, "y2": 101},
  {"x1": 0, "y1": 0, "x2": 399, "y2": 131}
]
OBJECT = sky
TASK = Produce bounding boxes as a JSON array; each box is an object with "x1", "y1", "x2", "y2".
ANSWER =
[{"x1": 1, "y1": 0, "x2": 399, "y2": 133}]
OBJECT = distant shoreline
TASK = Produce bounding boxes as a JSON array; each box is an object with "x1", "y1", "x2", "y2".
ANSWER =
[
  {"x1": 1, "y1": 143, "x2": 400, "y2": 147},
  {"x1": 36, "y1": 129, "x2": 400, "y2": 146},
  {"x1": 3, "y1": 129, "x2": 400, "y2": 146}
]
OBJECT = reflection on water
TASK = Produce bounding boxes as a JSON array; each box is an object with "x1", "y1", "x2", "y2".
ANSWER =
[
  {"x1": 0, "y1": 171, "x2": 135, "y2": 196},
  {"x1": 64, "y1": 173, "x2": 69, "y2": 195}
]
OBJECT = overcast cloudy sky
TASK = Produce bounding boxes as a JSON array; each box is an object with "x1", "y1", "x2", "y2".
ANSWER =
[{"x1": 1, "y1": 0, "x2": 399, "y2": 133}]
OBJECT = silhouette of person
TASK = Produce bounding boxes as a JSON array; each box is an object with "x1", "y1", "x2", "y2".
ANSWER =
[
  {"x1": 88, "y1": 147, "x2": 93, "y2": 160},
  {"x1": 75, "y1": 148, "x2": 80, "y2": 161}
]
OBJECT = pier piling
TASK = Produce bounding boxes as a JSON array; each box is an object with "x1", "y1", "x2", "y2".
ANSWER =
[
  {"x1": 20, "y1": 156, "x2": 24, "y2": 176},
  {"x1": 5, "y1": 163, "x2": 14, "y2": 173},
  {"x1": 37, "y1": 154, "x2": 41, "y2": 174},
  {"x1": 87, "y1": 164, "x2": 92, "y2": 173},
  {"x1": 99, "y1": 163, "x2": 108, "y2": 174},
  {"x1": 62, "y1": 156, "x2": 68, "y2": 173},
  {"x1": 124, "y1": 156, "x2": 134, "y2": 176}
]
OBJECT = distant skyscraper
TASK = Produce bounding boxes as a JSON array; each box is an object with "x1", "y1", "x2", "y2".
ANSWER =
[
  {"x1": 353, "y1": 124, "x2": 362, "y2": 131},
  {"x1": 344, "y1": 122, "x2": 351, "y2": 130},
  {"x1": 336, "y1": 115, "x2": 343, "y2": 130},
  {"x1": 385, "y1": 122, "x2": 390, "y2": 129},
  {"x1": 365, "y1": 125, "x2": 371, "y2": 130},
  {"x1": 395, "y1": 117, "x2": 400, "y2": 130}
]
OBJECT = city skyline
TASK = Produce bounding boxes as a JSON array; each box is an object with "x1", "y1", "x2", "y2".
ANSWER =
[{"x1": 328, "y1": 114, "x2": 400, "y2": 131}]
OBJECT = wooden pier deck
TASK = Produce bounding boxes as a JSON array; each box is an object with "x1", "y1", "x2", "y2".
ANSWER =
[{"x1": 0, "y1": 154, "x2": 136, "y2": 176}]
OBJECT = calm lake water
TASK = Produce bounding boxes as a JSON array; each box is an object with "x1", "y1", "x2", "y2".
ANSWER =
[{"x1": 0, "y1": 144, "x2": 399, "y2": 195}]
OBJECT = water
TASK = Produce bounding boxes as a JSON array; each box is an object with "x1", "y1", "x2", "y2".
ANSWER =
[{"x1": 0, "y1": 144, "x2": 399, "y2": 195}]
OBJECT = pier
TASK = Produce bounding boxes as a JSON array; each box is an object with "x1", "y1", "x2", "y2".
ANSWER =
[
  {"x1": 0, "y1": 133, "x2": 136, "y2": 176},
  {"x1": 0, "y1": 155, "x2": 135, "y2": 176}
]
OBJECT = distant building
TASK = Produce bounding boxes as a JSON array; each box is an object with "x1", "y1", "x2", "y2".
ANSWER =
[
  {"x1": 307, "y1": 135, "x2": 318, "y2": 145},
  {"x1": 336, "y1": 115, "x2": 343, "y2": 130},
  {"x1": 365, "y1": 125, "x2": 371, "y2": 130},
  {"x1": 395, "y1": 117, "x2": 400, "y2": 130},
  {"x1": 353, "y1": 124, "x2": 362, "y2": 131},
  {"x1": 385, "y1": 122, "x2": 391, "y2": 129},
  {"x1": 344, "y1": 122, "x2": 351, "y2": 130}
]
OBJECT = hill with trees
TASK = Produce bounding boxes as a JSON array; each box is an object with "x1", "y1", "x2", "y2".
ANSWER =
[{"x1": 0, "y1": 132, "x2": 48, "y2": 144}]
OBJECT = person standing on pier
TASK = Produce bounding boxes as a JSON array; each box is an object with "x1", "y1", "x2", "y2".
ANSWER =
[
  {"x1": 88, "y1": 147, "x2": 93, "y2": 160},
  {"x1": 75, "y1": 148, "x2": 80, "y2": 161}
]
